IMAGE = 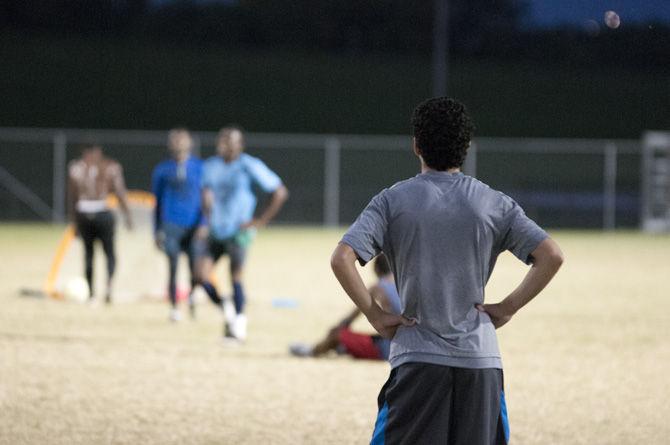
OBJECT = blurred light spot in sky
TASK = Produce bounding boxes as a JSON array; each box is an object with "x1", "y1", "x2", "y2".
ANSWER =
[{"x1": 527, "y1": 0, "x2": 670, "y2": 27}]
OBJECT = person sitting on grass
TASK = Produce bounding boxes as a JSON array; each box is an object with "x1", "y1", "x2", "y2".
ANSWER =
[{"x1": 290, "y1": 255, "x2": 400, "y2": 360}]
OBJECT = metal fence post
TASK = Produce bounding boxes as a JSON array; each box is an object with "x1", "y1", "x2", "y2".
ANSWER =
[
  {"x1": 603, "y1": 143, "x2": 618, "y2": 230},
  {"x1": 464, "y1": 142, "x2": 477, "y2": 177},
  {"x1": 52, "y1": 132, "x2": 67, "y2": 223},
  {"x1": 323, "y1": 137, "x2": 341, "y2": 227},
  {"x1": 192, "y1": 133, "x2": 201, "y2": 157}
]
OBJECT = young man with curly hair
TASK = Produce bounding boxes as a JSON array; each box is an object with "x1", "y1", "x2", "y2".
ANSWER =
[{"x1": 331, "y1": 97, "x2": 564, "y2": 444}]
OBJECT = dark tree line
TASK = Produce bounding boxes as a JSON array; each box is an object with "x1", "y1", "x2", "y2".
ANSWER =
[{"x1": 1, "y1": 0, "x2": 668, "y2": 67}]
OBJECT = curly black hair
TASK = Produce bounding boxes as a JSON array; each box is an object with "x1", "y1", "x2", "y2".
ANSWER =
[{"x1": 411, "y1": 97, "x2": 475, "y2": 171}]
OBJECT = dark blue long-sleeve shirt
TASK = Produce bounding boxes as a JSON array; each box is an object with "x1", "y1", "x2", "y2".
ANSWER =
[{"x1": 151, "y1": 156, "x2": 203, "y2": 232}]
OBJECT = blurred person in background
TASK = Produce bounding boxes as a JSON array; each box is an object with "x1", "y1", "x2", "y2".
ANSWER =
[
  {"x1": 289, "y1": 255, "x2": 400, "y2": 361},
  {"x1": 152, "y1": 128, "x2": 206, "y2": 322},
  {"x1": 68, "y1": 143, "x2": 133, "y2": 304},
  {"x1": 197, "y1": 126, "x2": 289, "y2": 342}
]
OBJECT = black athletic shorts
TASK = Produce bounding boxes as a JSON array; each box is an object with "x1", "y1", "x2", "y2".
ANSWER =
[
  {"x1": 76, "y1": 210, "x2": 115, "y2": 248},
  {"x1": 198, "y1": 236, "x2": 247, "y2": 270},
  {"x1": 371, "y1": 363, "x2": 509, "y2": 445}
]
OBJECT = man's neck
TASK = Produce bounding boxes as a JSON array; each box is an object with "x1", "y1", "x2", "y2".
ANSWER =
[
  {"x1": 222, "y1": 154, "x2": 240, "y2": 163},
  {"x1": 421, "y1": 163, "x2": 461, "y2": 174}
]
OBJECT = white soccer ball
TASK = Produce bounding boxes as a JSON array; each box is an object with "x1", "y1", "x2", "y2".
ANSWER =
[{"x1": 64, "y1": 277, "x2": 90, "y2": 303}]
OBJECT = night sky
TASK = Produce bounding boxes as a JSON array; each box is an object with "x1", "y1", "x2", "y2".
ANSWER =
[
  {"x1": 527, "y1": 0, "x2": 670, "y2": 27},
  {"x1": 150, "y1": 1, "x2": 670, "y2": 27}
]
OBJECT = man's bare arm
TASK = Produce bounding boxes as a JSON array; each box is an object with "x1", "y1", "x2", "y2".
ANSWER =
[
  {"x1": 201, "y1": 188, "x2": 214, "y2": 218},
  {"x1": 370, "y1": 284, "x2": 393, "y2": 314},
  {"x1": 196, "y1": 188, "x2": 215, "y2": 240},
  {"x1": 338, "y1": 284, "x2": 392, "y2": 327},
  {"x1": 338, "y1": 307, "x2": 362, "y2": 327},
  {"x1": 477, "y1": 237, "x2": 564, "y2": 328},
  {"x1": 112, "y1": 165, "x2": 133, "y2": 229},
  {"x1": 330, "y1": 243, "x2": 414, "y2": 339},
  {"x1": 245, "y1": 185, "x2": 289, "y2": 228}
]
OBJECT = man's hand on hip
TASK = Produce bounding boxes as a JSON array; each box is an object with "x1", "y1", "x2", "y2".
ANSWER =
[
  {"x1": 367, "y1": 309, "x2": 416, "y2": 339},
  {"x1": 476, "y1": 302, "x2": 515, "y2": 329}
]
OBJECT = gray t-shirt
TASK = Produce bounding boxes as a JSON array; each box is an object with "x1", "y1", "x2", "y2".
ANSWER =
[{"x1": 341, "y1": 171, "x2": 548, "y2": 369}]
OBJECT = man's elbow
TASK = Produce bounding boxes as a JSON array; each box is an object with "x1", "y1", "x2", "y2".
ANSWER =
[
  {"x1": 545, "y1": 243, "x2": 565, "y2": 271},
  {"x1": 276, "y1": 185, "x2": 289, "y2": 203},
  {"x1": 330, "y1": 250, "x2": 346, "y2": 273},
  {"x1": 532, "y1": 238, "x2": 565, "y2": 271},
  {"x1": 330, "y1": 244, "x2": 354, "y2": 274}
]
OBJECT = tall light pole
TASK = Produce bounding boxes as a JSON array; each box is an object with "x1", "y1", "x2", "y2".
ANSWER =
[{"x1": 432, "y1": 0, "x2": 449, "y2": 97}]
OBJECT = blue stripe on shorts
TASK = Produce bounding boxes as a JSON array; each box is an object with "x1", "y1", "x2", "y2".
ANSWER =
[
  {"x1": 370, "y1": 402, "x2": 389, "y2": 445},
  {"x1": 500, "y1": 390, "x2": 510, "y2": 443}
]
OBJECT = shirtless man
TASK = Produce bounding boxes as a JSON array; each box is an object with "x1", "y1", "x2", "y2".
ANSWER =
[{"x1": 68, "y1": 144, "x2": 133, "y2": 303}]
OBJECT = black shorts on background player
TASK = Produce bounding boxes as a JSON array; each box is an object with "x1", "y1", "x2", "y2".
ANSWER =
[
  {"x1": 75, "y1": 210, "x2": 116, "y2": 299},
  {"x1": 205, "y1": 236, "x2": 247, "y2": 270}
]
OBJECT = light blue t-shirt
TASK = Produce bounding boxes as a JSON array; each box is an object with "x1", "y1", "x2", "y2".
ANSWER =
[
  {"x1": 202, "y1": 153, "x2": 282, "y2": 240},
  {"x1": 375, "y1": 276, "x2": 402, "y2": 361},
  {"x1": 378, "y1": 276, "x2": 402, "y2": 315}
]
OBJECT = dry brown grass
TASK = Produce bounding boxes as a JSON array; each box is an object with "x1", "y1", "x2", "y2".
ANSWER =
[{"x1": 1, "y1": 224, "x2": 669, "y2": 444}]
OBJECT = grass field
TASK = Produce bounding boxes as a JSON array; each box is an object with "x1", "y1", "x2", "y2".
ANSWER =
[{"x1": 1, "y1": 224, "x2": 669, "y2": 444}]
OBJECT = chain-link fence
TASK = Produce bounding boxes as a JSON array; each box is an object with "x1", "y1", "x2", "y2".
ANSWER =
[{"x1": 0, "y1": 127, "x2": 641, "y2": 228}]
